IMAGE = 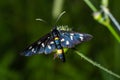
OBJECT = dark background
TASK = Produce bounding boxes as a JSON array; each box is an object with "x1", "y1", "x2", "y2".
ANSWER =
[{"x1": 0, "y1": 0, "x2": 120, "y2": 80}]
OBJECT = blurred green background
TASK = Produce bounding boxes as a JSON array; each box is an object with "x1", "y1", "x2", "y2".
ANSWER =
[{"x1": 0, "y1": 0, "x2": 120, "y2": 80}]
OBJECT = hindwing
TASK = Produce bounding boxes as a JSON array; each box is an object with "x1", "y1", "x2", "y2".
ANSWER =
[{"x1": 21, "y1": 33, "x2": 56, "y2": 56}]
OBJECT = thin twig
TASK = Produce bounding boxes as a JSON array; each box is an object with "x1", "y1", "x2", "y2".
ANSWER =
[
  {"x1": 84, "y1": 0, "x2": 97, "y2": 12},
  {"x1": 75, "y1": 51, "x2": 120, "y2": 79},
  {"x1": 83, "y1": 0, "x2": 120, "y2": 43},
  {"x1": 101, "y1": 6, "x2": 120, "y2": 31}
]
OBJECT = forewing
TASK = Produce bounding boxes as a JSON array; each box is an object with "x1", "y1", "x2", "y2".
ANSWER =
[
  {"x1": 44, "y1": 37, "x2": 56, "y2": 54},
  {"x1": 21, "y1": 33, "x2": 56, "y2": 56},
  {"x1": 59, "y1": 31, "x2": 92, "y2": 48}
]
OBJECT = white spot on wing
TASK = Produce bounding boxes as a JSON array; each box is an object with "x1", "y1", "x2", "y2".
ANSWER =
[
  {"x1": 70, "y1": 33, "x2": 74, "y2": 36},
  {"x1": 79, "y1": 34, "x2": 83, "y2": 36},
  {"x1": 70, "y1": 35, "x2": 73, "y2": 40},
  {"x1": 50, "y1": 41, "x2": 54, "y2": 44},
  {"x1": 29, "y1": 46, "x2": 32, "y2": 49},
  {"x1": 80, "y1": 36, "x2": 84, "y2": 41},
  {"x1": 32, "y1": 48, "x2": 34, "y2": 52},
  {"x1": 38, "y1": 41, "x2": 41, "y2": 44},
  {"x1": 42, "y1": 43, "x2": 45, "y2": 47},
  {"x1": 66, "y1": 40, "x2": 69, "y2": 45},
  {"x1": 48, "y1": 45, "x2": 51, "y2": 49},
  {"x1": 31, "y1": 48, "x2": 36, "y2": 53},
  {"x1": 61, "y1": 38, "x2": 65, "y2": 42}
]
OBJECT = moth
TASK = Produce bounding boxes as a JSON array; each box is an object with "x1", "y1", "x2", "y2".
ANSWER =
[{"x1": 21, "y1": 12, "x2": 93, "y2": 62}]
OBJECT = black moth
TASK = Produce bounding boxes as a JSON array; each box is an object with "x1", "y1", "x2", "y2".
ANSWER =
[{"x1": 21, "y1": 12, "x2": 93, "y2": 62}]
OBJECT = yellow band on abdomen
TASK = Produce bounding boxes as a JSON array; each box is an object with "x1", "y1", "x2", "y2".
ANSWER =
[
  {"x1": 57, "y1": 49, "x2": 63, "y2": 55},
  {"x1": 55, "y1": 37, "x2": 59, "y2": 40}
]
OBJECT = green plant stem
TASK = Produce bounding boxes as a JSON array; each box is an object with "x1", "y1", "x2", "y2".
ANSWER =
[
  {"x1": 97, "y1": 16, "x2": 120, "y2": 43},
  {"x1": 84, "y1": 0, "x2": 97, "y2": 12},
  {"x1": 83, "y1": 0, "x2": 120, "y2": 43},
  {"x1": 97, "y1": 19, "x2": 120, "y2": 42},
  {"x1": 75, "y1": 51, "x2": 120, "y2": 79},
  {"x1": 105, "y1": 23, "x2": 120, "y2": 43}
]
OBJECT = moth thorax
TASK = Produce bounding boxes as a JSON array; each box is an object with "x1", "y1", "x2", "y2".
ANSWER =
[{"x1": 57, "y1": 25, "x2": 72, "y2": 31}]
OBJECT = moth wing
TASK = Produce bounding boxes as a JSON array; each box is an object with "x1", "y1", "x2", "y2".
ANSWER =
[
  {"x1": 59, "y1": 31, "x2": 92, "y2": 48},
  {"x1": 20, "y1": 33, "x2": 56, "y2": 56},
  {"x1": 44, "y1": 37, "x2": 56, "y2": 54}
]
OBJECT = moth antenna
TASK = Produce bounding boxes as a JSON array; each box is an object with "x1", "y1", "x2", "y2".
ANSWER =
[
  {"x1": 54, "y1": 11, "x2": 66, "y2": 26},
  {"x1": 36, "y1": 18, "x2": 48, "y2": 23},
  {"x1": 36, "y1": 18, "x2": 52, "y2": 27}
]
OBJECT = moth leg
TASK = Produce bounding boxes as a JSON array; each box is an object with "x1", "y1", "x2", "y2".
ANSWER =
[{"x1": 53, "y1": 53, "x2": 58, "y2": 59}]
